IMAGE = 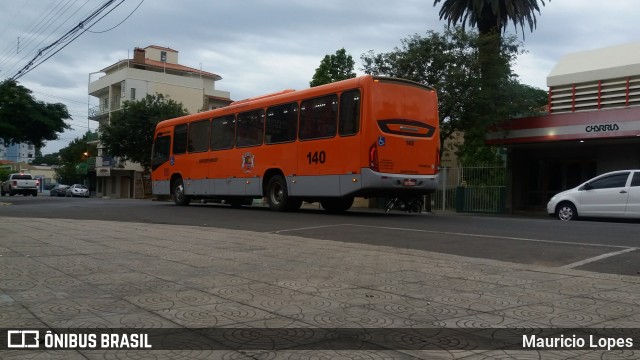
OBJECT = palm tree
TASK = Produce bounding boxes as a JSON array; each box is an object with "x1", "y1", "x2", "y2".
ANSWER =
[
  {"x1": 433, "y1": 0, "x2": 548, "y2": 37},
  {"x1": 433, "y1": 0, "x2": 549, "y2": 164},
  {"x1": 433, "y1": 0, "x2": 549, "y2": 82}
]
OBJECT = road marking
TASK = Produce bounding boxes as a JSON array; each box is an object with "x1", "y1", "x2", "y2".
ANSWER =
[
  {"x1": 274, "y1": 224, "x2": 638, "y2": 267},
  {"x1": 341, "y1": 224, "x2": 634, "y2": 249},
  {"x1": 271, "y1": 224, "x2": 343, "y2": 234},
  {"x1": 560, "y1": 247, "x2": 639, "y2": 269}
]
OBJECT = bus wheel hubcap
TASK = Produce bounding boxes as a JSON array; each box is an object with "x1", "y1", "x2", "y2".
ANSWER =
[{"x1": 272, "y1": 184, "x2": 283, "y2": 204}]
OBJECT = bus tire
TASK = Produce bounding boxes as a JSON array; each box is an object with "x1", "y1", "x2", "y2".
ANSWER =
[
  {"x1": 172, "y1": 177, "x2": 191, "y2": 206},
  {"x1": 266, "y1": 175, "x2": 294, "y2": 212},
  {"x1": 320, "y1": 197, "x2": 354, "y2": 213}
]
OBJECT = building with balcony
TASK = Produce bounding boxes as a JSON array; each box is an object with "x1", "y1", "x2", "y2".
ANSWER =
[
  {"x1": 0, "y1": 142, "x2": 36, "y2": 163},
  {"x1": 487, "y1": 42, "x2": 640, "y2": 212},
  {"x1": 88, "y1": 45, "x2": 232, "y2": 198}
]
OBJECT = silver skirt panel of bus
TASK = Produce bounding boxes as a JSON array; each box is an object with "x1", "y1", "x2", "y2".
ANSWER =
[{"x1": 153, "y1": 168, "x2": 438, "y2": 198}]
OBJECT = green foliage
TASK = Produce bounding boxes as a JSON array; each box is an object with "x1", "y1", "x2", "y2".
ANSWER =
[
  {"x1": 362, "y1": 27, "x2": 479, "y2": 152},
  {"x1": 361, "y1": 27, "x2": 547, "y2": 166},
  {"x1": 310, "y1": 48, "x2": 356, "y2": 87},
  {"x1": 100, "y1": 94, "x2": 188, "y2": 170},
  {"x1": 0, "y1": 167, "x2": 12, "y2": 181},
  {"x1": 433, "y1": 0, "x2": 549, "y2": 35},
  {"x1": 0, "y1": 79, "x2": 71, "y2": 148},
  {"x1": 55, "y1": 132, "x2": 96, "y2": 184},
  {"x1": 31, "y1": 152, "x2": 61, "y2": 166}
]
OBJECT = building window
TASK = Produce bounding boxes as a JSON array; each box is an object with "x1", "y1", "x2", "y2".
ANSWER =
[
  {"x1": 160, "y1": 51, "x2": 167, "y2": 62},
  {"x1": 130, "y1": 88, "x2": 136, "y2": 101}
]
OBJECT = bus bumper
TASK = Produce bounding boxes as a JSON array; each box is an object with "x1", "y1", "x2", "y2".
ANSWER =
[{"x1": 358, "y1": 168, "x2": 439, "y2": 196}]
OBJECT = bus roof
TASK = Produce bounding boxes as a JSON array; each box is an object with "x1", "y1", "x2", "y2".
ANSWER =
[{"x1": 156, "y1": 75, "x2": 434, "y2": 129}]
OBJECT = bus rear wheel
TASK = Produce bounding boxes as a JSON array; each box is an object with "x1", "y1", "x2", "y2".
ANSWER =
[
  {"x1": 172, "y1": 177, "x2": 191, "y2": 206},
  {"x1": 320, "y1": 197, "x2": 354, "y2": 213},
  {"x1": 266, "y1": 175, "x2": 300, "y2": 211}
]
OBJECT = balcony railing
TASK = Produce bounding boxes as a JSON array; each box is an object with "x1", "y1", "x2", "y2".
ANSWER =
[
  {"x1": 88, "y1": 105, "x2": 109, "y2": 120},
  {"x1": 88, "y1": 103, "x2": 121, "y2": 120}
]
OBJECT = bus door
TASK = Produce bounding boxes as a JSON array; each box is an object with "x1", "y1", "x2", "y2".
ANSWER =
[
  {"x1": 295, "y1": 91, "x2": 362, "y2": 197},
  {"x1": 151, "y1": 130, "x2": 172, "y2": 194}
]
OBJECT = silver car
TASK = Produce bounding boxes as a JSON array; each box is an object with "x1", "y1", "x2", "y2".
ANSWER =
[{"x1": 65, "y1": 184, "x2": 90, "y2": 198}]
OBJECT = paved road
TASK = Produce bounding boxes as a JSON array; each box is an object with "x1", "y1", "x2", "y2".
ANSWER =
[
  {"x1": 1, "y1": 216, "x2": 639, "y2": 359},
  {"x1": 1, "y1": 196, "x2": 638, "y2": 276}
]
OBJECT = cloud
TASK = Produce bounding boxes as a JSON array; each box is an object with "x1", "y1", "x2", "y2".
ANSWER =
[{"x1": 1, "y1": 0, "x2": 639, "y2": 154}]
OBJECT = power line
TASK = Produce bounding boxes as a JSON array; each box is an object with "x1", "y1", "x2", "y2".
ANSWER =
[
  {"x1": 10, "y1": 0, "x2": 125, "y2": 80},
  {"x1": 87, "y1": 0, "x2": 144, "y2": 34},
  {"x1": 0, "y1": 0, "x2": 79, "y2": 73}
]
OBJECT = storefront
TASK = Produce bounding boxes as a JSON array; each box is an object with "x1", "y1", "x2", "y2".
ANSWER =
[
  {"x1": 487, "y1": 42, "x2": 640, "y2": 213},
  {"x1": 488, "y1": 107, "x2": 640, "y2": 212}
]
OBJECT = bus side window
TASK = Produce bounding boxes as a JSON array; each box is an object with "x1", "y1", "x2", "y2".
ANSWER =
[
  {"x1": 339, "y1": 90, "x2": 361, "y2": 136},
  {"x1": 299, "y1": 94, "x2": 338, "y2": 140},
  {"x1": 236, "y1": 109, "x2": 265, "y2": 147},
  {"x1": 266, "y1": 102, "x2": 298, "y2": 144},
  {"x1": 211, "y1": 115, "x2": 235, "y2": 150},
  {"x1": 187, "y1": 119, "x2": 210, "y2": 153},
  {"x1": 151, "y1": 135, "x2": 171, "y2": 171},
  {"x1": 173, "y1": 124, "x2": 188, "y2": 155}
]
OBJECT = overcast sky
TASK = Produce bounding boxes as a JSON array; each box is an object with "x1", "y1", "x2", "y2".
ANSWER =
[{"x1": 1, "y1": 0, "x2": 639, "y2": 154}]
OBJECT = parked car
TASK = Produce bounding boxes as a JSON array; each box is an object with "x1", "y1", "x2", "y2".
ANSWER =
[
  {"x1": 50, "y1": 184, "x2": 70, "y2": 197},
  {"x1": 1, "y1": 173, "x2": 39, "y2": 196},
  {"x1": 65, "y1": 184, "x2": 90, "y2": 198},
  {"x1": 547, "y1": 170, "x2": 640, "y2": 221}
]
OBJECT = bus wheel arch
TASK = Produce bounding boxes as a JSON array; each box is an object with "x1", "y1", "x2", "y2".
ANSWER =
[
  {"x1": 170, "y1": 174, "x2": 191, "y2": 206},
  {"x1": 263, "y1": 170, "x2": 300, "y2": 212}
]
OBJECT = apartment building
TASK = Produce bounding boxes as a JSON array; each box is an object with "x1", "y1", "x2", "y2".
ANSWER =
[
  {"x1": 0, "y1": 142, "x2": 36, "y2": 163},
  {"x1": 88, "y1": 45, "x2": 232, "y2": 198}
]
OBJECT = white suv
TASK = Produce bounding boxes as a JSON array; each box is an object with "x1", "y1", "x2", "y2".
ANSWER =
[{"x1": 547, "y1": 170, "x2": 640, "y2": 221}]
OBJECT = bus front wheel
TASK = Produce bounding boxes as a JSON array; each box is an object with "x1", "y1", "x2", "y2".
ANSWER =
[
  {"x1": 266, "y1": 175, "x2": 299, "y2": 211},
  {"x1": 172, "y1": 178, "x2": 191, "y2": 206}
]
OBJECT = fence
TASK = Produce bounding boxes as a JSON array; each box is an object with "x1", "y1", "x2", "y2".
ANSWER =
[{"x1": 432, "y1": 166, "x2": 506, "y2": 214}]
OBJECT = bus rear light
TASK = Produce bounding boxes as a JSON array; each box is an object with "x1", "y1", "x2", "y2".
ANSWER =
[{"x1": 369, "y1": 143, "x2": 379, "y2": 172}]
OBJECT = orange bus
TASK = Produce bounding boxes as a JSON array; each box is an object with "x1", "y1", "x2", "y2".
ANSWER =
[{"x1": 151, "y1": 75, "x2": 440, "y2": 212}]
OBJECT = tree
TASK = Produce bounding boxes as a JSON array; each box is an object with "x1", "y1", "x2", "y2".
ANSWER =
[
  {"x1": 310, "y1": 48, "x2": 356, "y2": 87},
  {"x1": 433, "y1": 0, "x2": 548, "y2": 80},
  {"x1": 55, "y1": 132, "x2": 96, "y2": 184},
  {"x1": 31, "y1": 152, "x2": 62, "y2": 166},
  {"x1": 361, "y1": 27, "x2": 547, "y2": 164},
  {"x1": 0, "y1": 79, "x2": 71, "y2": 148},
  {"x1": 100, "y1": 94, "x2": 188, "y2": 170},
  {"x1": 362, "y1": 28, "x2": 479, "y2": 157},
  {"x1": 433, "y1": 0, "x2": 548, "y2": 36},
  {"x1": 433, "y1": 1, "x2": 550, "y2": 164}
]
